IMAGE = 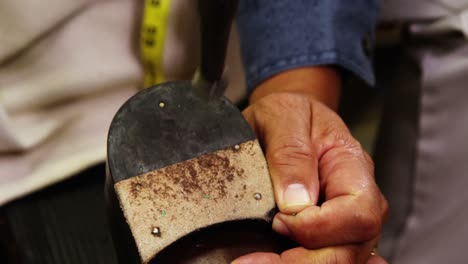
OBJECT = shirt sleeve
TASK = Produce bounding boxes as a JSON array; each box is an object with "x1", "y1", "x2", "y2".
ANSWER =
[{"x1": 236, "y1": 0, "x2": 382, "y2": 91}]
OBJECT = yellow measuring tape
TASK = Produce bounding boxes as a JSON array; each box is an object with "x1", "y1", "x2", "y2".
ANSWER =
[{"x1": 140, "y1": 0, "x2": 171, "y2": 88}]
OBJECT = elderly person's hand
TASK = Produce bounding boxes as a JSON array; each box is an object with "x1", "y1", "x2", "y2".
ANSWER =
[{"x1": 233, "y1": 67, "x2": 388, "y2": 264}]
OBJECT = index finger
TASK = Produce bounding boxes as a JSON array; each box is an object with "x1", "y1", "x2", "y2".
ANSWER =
[{"x1": 232, "y1": 237, "x2": 386, "y2": 264}]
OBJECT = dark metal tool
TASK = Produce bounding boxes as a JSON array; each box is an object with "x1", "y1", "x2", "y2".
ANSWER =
[{"x1": 106, "y1": 1, "x2": 293, "y2": 263}]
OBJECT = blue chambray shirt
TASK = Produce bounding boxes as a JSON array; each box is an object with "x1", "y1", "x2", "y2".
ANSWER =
[{"x1": 237, "y1": 0, "x2": 381, "y2": 91}]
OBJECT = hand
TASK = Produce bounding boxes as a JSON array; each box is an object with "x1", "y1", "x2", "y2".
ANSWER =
[{"x1": 233, "y1": 67, "x2": 388, "y2": 264}]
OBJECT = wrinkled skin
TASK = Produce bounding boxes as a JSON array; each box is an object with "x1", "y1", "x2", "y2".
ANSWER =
[{"x1": 232, "y1": 67, "x2": 388, "y2": 264}]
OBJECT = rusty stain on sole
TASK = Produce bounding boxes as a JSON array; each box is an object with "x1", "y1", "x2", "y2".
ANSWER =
[{"x1": 114, "y1": 139, "x2": 275, "y2": 264}]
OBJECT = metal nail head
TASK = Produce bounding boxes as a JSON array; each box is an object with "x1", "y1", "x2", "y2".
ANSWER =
[{"x1": 152, "y1": 227, "x2": 161, "y2": 237}]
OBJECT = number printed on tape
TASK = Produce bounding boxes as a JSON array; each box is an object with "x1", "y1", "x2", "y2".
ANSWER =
[{"x1": 141, "y1": 0, "x2": 171, "y2": 87}]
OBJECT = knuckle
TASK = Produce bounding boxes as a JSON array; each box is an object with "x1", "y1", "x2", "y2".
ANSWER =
[
  {"x1": 349, "y1": 189, "x2": 387, "y2": 242},
  {"x1": 343, "y1": 141, "x2": 376, "y2": 175},
  {"x1": 319, "y1": 128, "x2": 367, "y2": 161},
  {"x1": 329, "y1": 129, "x2": 362, "y2": 153},
  {"x1": 344, "y1": 141, "x2": 367, "y2": 159},
  {"x1": 363, "y1": 150, "x2": 373, "y2": 164},
  {"x1": 267, "y1": 138, "x2": 315, "y2": 168},
  {"x1": 361, "y1": 149, "x2": 375, "y2": 171},
  {"x1": 353, "y1": 208, "x2": 382, "y2": 240}
]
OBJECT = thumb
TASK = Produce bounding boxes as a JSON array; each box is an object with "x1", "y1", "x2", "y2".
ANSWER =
[{"x1": 246, "y1": 95, "x2": 320, "y2": 214}]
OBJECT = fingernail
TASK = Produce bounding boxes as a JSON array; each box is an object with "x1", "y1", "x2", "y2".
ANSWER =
[
  {"x1": 283, "y1": 183, "x2": 311, "y2": 209},
  {"x1": 272, "y1": 217, "x2": 291, "y2": 237}
]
